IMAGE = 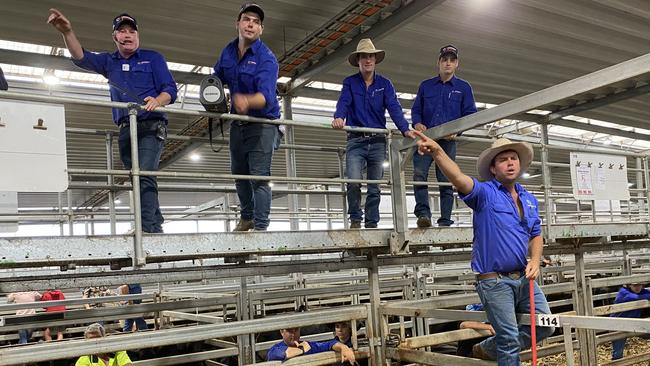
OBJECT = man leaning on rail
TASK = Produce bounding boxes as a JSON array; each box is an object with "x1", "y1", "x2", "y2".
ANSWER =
[
  {"x1": 331, "y1": 38, "x2": 415, "y2": 229},
  {"x1": 413, "y1": 131, "x2": 555, "y2": 365},
  {"x1": 47, "y1": 9, "x2": 178, "y2": 234}
]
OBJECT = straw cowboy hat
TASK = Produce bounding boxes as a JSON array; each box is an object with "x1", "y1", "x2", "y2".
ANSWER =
[
  {"x1": 476, "y1": 138, "x2": 534, "y2": 181},
  {"x1": 348, "y1": 38, "x2": 385, "y2": 67}
]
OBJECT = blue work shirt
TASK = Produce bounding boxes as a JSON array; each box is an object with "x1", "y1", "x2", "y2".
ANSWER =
[
  {"x1": 73, "y1": 49, "x2": 178, "y2": 125},
  {"x1": 460, "y1": 178, "x2": 541, "y2": 274},
  {"x1": 267, "y1": 339, "x2": 338, "y2": 361},
  {"x1": 411, "y1": 75, "x2": 477, "y2": 128},
  {"x1": 611, "y1": 287, "x2": 650, "y2": 318},
  {"x1": 334, "y1": 72, "x2": 410, "y2": 134},
  {"x1": 213, "y1": 38, "x2": 280, "y2": 120}
]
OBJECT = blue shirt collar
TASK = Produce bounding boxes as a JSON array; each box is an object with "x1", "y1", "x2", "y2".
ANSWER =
[
  {"x1": 228, "y1": 37, "x2": 262, "y2": 57},
  {"x1": 354, "y1": 71, "x2": 377, "y2": 85},
  {"x1": 111, "y1": 48, "x2": 141, "y2": 60},
  {"x1": 434, "y1": 74, "x2": 456, "y2": 86},
  {"x1": 491, "y1": 178, "x2": 524, "y2": 194}
]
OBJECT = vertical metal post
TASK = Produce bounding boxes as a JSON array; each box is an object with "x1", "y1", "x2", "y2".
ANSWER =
[
  {"x1": 367, "y1": 251, "x2": 383, "y2": 364},
  {"x1": 224, "y1": 193, "x2": 232, "y2": 232},
  {"x1": 283, "y1": 96, "x2": 299, "y2": 231},
  {"x1": 305, "y1": 194, "x2": 311, "y2": 230},
  {"x1": 562, "y1": 324, "x2": 575, "y2": 366},
  {"x1": 574, "y1": 247, "x2": 597, "y2": 366},
  {"x1": 636, "y1": 157, "x2": 644, "y2": 217},
  {"x1": 338, "y1": 151, "x2": 349, "y2": 229},
  {"x1": 57, "y1": 192, "x2": 64, "y2": 236},
  {"x1": 643, "y1": 157, "x2": 650, "y2": 222},
  {"x1": 66, "y1": 189, "x2": 74, "y2": 235},
  {"x1": 106, "y1": 132, "x2": 117, "y2": 235},
  {"x1": 540, "y1": 124, "x2": 553, "y2": 235},
  {"x1": 324, "y1": 185, "x2": 333, "y2": 230},
  {"x1": 237, "y1": 276, "x2": 252, "y2": 365},
  {"x1": 127, "y1": 105, "x2": 145, "y2": 266},
  {"x1": 388, "y1": 138, "x2": 409, "y2": 254}
]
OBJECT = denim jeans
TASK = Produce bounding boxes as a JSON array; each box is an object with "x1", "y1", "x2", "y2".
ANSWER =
[
  {"x1": 476, "y1": 274, "x2": 555, "y2": 365},
  {"x1": 123, "y1": 317, "x2": 148, "y2": 332},
  {"x1": 345, "y1": 137, "x2": 386, "y2": 225},
  {"x1": 612, "y1": 333, "x2": 650, "y2": 359},
  {"x1": 413, "y1": 139, "x2": 456, "y2": 225},
  {"x1": 230, "y1": 122, "x2": 277, "y2": 230},
  {"x1": 18, "y1": 329, "x2": 32, "y2": 344},
  {"x1": 119, "y1": 120, "x2": 166, "y2": 233}
]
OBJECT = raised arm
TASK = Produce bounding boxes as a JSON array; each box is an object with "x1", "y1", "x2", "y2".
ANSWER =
[
  {"x1": 47, "y1": 8, "x2": 83, "y2": 60},
  {"x1": 413, "y1": 130, "x2": 473, "y2": 195}
]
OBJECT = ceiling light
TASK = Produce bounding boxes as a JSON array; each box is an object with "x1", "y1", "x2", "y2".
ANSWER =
[
  {"x1": 114, "y1": 199, "x2": 121, "y2": 204},
  {"x1": 382, "y1": 161, "x2": 390, "y2": 168},
  {"x1": 190, "y1": 153, "x2": 201, "y2": 161},
  {"x1": 522, "y1": 172, "x2": 531, "y2": 178},
  {"x1": 268, "y1": 182, "x2": 274, "y2": 187}
]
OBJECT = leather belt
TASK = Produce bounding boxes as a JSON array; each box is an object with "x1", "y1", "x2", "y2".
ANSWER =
[
  {"x1": 476, "y1": 270, "x2": 524, "y2": 281},
  {"x1": 347, "y1": 132, "x2": 386, "y2": 139}
]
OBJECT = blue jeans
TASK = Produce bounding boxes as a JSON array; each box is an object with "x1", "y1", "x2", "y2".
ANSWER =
[
  {"x1": 612, "y1": 333, "x2": 650, "y2": 359},
  {"x1": 119, "y1": 120, "x2": 166, "y2": 233},
  {"x1": 345, "y1": 137, "x2": 386, "y2": 225},
  {"x1": 413, "y1": 139, "x2": 456, "y2": 226},
  {"x1": 230, "y1": 122, "x2": 277, "y2": 230},
  {"x1": 18, "y1": 329, "x2": 32, "y2": 344},
  {"x1": 123, "y1": 317, "x2": 148, "y2": 332},
  {"x1": 476, "y1": 274, "x2": 555, "y2": 365}
]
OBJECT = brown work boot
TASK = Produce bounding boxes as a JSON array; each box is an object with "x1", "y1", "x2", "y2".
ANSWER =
[
  {"x1": 416, "y1": 216, "x2": 432, "y2": 228},
  {"x1": 233, "y1": 219, "x2": 254, "y2": 231},
  {"x1": 472, "y1": 344, "x2": 494, "y2": 361},
  {"x1": 350, "y1": 220, "x2": 362, "y2": 229}
]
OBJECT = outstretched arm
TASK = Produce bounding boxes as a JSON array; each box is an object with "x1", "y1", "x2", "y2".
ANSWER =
[{"x1": 47, "y1": 8, "x2": 83, "y2": 60}]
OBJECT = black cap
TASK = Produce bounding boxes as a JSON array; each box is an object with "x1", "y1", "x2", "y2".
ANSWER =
[
  {"x1": 238, "y1": 2, "x2": 264, "y2": 23},
  {"x1": 439, "y1": 44, "x2": 458, "y2": 59},
  {"x1": 112, "y1": 13, "x2": 138, "y2": 32}
]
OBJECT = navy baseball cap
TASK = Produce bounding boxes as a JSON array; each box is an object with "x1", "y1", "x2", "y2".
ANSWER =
[
  {"x1": 238, "y1": 2, "x2": 264, "y2": 23},
  {"x1": 439, "y1": 44, "x2": 458, "y2": 59},
  {"x1": 112, "y1": 13, "x2": 138, "y2": 32}
]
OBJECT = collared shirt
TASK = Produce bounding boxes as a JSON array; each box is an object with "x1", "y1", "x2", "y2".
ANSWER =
[
  {"x1": 267, "y1": 339, "x2": 338, "y2": 361},
  {"x1": 460, "y1": 178, "x2": 541, "y2": 274},
  {"x1": 411, "y1": 75, "x2": 477, "y2": 128},
  {"x1": 213, "y1": 38, "x2": 280, "y2": 120},
  {"x1": 73, "y1": 48, "x2": 177, "y2": 125},
  {"x1": 334, "y1": 72, "x2": 410, "y2": 133},
  {"x1": 611, "y1": 287, "x2": 650, "y2": 318}
]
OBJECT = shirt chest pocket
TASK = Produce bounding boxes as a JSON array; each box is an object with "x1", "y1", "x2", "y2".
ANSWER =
[
  {"x1": 491, "y1": 203, "x2": 519, "y2": 228},
  {"x1": 238, "y1": 63, "x2": 257, "y2": 92},
  {"x1": 447, "y1": 91, "x2": 463, "y2": 115},
  {"x1": 131, "y1": 63, "x2": 154, "y2": 88},
  {"x1": 369, "y1": 89, "x2": 385, "y2": 111}
]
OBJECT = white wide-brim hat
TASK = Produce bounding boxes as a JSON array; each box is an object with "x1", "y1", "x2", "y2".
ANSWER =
[
  {"x1": 348, "y1": 38, "x2": 385, "y2": 67},
  {"x1": 476, "y1": 138, "x2": 534, "y2": 181}
]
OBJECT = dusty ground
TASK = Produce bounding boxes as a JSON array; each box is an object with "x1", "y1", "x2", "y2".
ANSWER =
[{"x1": 522, "y1": 337, "x2": 650, "y2": 366}]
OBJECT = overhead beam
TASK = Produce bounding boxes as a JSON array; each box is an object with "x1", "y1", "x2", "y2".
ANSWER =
[
  {"x1": 288, "y1": 0, "x2": 446, "y2": 94},
  {"x1": 405, "y1": 52, "x2": 650, "y2": 150}
]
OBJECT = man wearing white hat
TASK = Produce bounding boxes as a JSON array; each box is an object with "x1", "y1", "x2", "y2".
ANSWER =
[
  {"x1": 413, "y1": 131, "x2": 554, "y2": 364},
  {"x1": 332, "y1": 38, "x2": 415, "y2": 229}
]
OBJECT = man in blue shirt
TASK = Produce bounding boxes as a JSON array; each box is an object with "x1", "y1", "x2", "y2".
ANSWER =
[
  {"x1": 610, "y1": 283, "x2": 650, "y2": 360},
  {"x1": 414, "y1": 131, "x2": 554, "y2": 364},
  {"x1": 213, "y1": 3, "x2": 280, "y2": 232},
  {"x1": 266, "y1": 326, "x2": 357, "y2": 364},
  {"x1": 411, "y1": 45, "x2": 477, "y2": 228},
  {"x1": 332, "y1": 38, "x2": 415, "y2": 229},
  {"x1": 48, "y1": 9, "x2": 178, "y2": 233}
]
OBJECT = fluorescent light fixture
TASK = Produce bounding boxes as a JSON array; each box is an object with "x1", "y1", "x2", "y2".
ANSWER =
[
  {"x1": 114, "y1": 199, "x2": 121, "y2": 204},
  {"x1": 268, "y1": 182, "x2": 274, "y2": 187},
  {"x1": 277, "y1": 76, "x2": 291, "y2": 83},
  {"x1": 522, "y1": 172, "x2": 531, "y2": 178},
  {"x1": 382, "y1": 161, "x2": 390, "y2": 168},
  {"x1": 190, "y1": 153, "x2": 201, "y2": 161}
]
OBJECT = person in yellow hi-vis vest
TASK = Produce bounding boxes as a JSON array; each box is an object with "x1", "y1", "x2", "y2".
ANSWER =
[{"x1": 75, "y1": 323, "x2": 132, "y2": 366}]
